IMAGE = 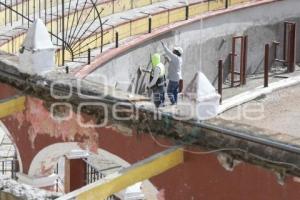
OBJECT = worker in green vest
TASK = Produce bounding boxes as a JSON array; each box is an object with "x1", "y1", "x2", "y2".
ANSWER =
[{"x1": 147, "y1": 53, "x2": 166, "y2": 108}]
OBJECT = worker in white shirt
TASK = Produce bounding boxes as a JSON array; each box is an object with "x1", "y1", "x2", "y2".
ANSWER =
[{"x1": 161, "y1": 42, "x2": 183, "y2": 105}]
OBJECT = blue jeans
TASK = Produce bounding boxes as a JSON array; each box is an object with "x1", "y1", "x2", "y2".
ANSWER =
[
  {"x1": 167, "y1": 80, "x2": 179, "y2": 105},
  {"x1": 152, "y1": 86, "x2": 165, "y2": 108}
]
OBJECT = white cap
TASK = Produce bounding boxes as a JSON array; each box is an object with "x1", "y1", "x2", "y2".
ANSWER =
[
  {"x1": 22, "y1": 18, "x2": 55, "y2": 51},
  {"x1": 173, "y1": 46, "x2": 183, "y2": 55}
]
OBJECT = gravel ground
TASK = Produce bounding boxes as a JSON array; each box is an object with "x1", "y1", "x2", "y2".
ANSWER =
[{"x1": 219, "y1": 84, "x2": 300, "y2": 137}]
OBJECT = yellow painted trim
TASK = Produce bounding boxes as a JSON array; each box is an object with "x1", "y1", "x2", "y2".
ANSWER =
[
  {"x1": 133, "y1": 0, "x2": 151, "y2": 8},
  {"x1": 169, "y1": 7, "x2": 186, "y2": 24},
  {"x1": 0, "y1": 96, "x2": 26, "y2": 118},
  {"x1": 58, "y1": 146, "x2": 183, "y2": 200},
  {"x1": 0, "y1": 0, "x2": 252, "y2": 64},
  {"x1": 152, "y1": 12, "x2": 169, "y2": 29}
]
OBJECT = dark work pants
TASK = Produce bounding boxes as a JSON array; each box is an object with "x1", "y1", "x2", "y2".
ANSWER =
[
  {"x1": 167, "y1": 80, "x2": 179, "y2": 105},
  {"x1": 152, "y1": 86, "x2": 165, "y2": 108}
]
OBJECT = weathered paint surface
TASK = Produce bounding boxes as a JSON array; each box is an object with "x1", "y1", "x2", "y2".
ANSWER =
[
  {"x1": 0, "y1": 96, "x2": 25, "y2": 119},
  {"x1": 1, "y1": 85, "x2": 300, "y2": 199},
  {"x1": 1, "y1": 94, "x2": 103, "y2": 177},
  {"x1": 12, "y1": 97, "x2": 99, "y2": 151},
  {"x1": 3, "y1": 108, "x2": 300, "y2": 199},
  {"x1": 59, "y1": 147, "x2": 183, "y2": 200},
  {"x1": 0, "y1": 83, "x2": 19, "y2": 99},
  {"x1": 28, "y1": 143, "x2": 83, "y2": 177}
]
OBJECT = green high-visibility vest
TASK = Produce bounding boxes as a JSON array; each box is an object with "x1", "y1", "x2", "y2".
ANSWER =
[{"x1": 151, "y1": 53, "x2": 165, "y2": 77}]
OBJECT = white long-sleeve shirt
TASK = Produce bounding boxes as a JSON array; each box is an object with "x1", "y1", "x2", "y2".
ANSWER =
[{"x1": 162, "y1": 44, "x2": 183, "y2": 82}]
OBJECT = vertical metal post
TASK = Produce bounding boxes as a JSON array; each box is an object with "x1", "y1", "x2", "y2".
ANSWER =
[
  {"x1": 115, "y1": 32, "x2": 119, "y2": 48},
  {"x1": 167, "y1": 9, "x2": 170, "y2": 24},
  {"x1": 288, "y1": 23, "x2": 296, "y2": 73},
  {"x1": 231, "y1": 37, "x2": 236, "y2": 87},
  {"x1": 62, "y1": 0, "x2": 65, "y2": 66},
  {"x1": 44, "y1": 0, "x2": 47, "y2": 23},
  {"x1": 93, "y1": 168, "x2": 96, "y2": 182},
  {"x1": 185, "y1": 5, "x2": 189, "y2": 20},
  {"x1": 39, "y1": 0, "x2": 41, "y2": 18},
  {"x1": 287, "y1": 24, "x2": 291, "y2": 67},
  {"x1": 56, "y1": 0, "x2": 59, "y2": 44},
  {"x1": 50, "y1": 0, "x2": 53, "y2": 40},
  {"x1": 12, "y1": 36, "x2": 14, "y2": 53},
  {"x1": 4, "y1": 0, "x2": 7, "y2": 26},
  {"x1": 225, "y1": 0, "x2": 229, "y2": 8},
  {"x1": 88, "y1": 48, "x2": 91, "y2": 64},
  {"x1": 27, "y1": 0, "x2": 30, "y2": 28},
  {"x1": 264, "y1": 44, "x2": 269, "y2": 88},
  {"x1": 10, "y1": 0, "x2": 12, "y2": 26},
  {"x1": 218, "y1": 60, "x2": 223, "y2": 103},
  {"x1": 130, "y1": 20, "x2": 132, "y2": 36},
  {"x1": 89, "y1": 165, "x2": 91, "y2": 184},
  {"x1": 242, "y1": 35, "x2": 248, "y2": 85},
  {"x1": 283, "y1": 22, "x2": 287, "y2": 61},
  {"x1": 11, "y1": 159, "x2": 14, "y2": 179},
  {"x1": 148, "y1": 16, "x2": 152, "y2": 33},
  {"x1": 55, "y1": 162, "x2": 59, "y2": 192},
  {"x1": 240, "y1": 37, "x2": 244, "y2": 86},
  {"x1": 13, "y1": 152, "x2": 18, "y2": 179},
  {"x1": 22, "y1": 1, "x2": 24, "y2": 24},
  {"x1": 16, "y1": 0, "x2": 19, "y2": 21},
  {"x1": 33, "y1": 0, "x2": 36, "y2": 20},
  {"x1": 208, "y1": 0, "x2": 210, "y2": 11}
]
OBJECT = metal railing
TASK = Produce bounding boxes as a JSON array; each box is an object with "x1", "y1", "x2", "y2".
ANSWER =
[
  {"x1": 54, "y1": 162, "x2": 65, "y2": 193},
  {"x1": 0, "y1": 0, "x2": 105, "y2": 66},
  {"x1": 83, "y1": 159, "x2": 121, "y2": 200},
  {"x1": 0, "y1": 155, "x2": 18, "y2": 179},
  {"x1": 0, "y1": 0, "x2": 252, "y2": 67}
]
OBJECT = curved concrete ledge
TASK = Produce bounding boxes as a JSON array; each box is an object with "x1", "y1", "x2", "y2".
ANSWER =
[
  {"x1": 219, "y1": 74, "x2": 300, "y2": 113},
  {"x1": 73, "y1": 0, "x2": 277, "y2": 78}
]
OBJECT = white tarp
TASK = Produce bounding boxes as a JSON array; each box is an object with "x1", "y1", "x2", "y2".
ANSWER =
[{"x1": 195, "y1": 72, "x2": 220, "y2": 120}]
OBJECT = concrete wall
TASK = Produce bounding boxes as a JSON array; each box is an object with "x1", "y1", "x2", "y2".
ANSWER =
[{"x1": 85, "y1": 0, "x2": 300, "y2": 92}]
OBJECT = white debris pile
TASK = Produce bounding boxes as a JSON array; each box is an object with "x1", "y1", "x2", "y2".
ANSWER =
[{"x1": 0, "y1": 176, "x2": 62, "y2": 200}]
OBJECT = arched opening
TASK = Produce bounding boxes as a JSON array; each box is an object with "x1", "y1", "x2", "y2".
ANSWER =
[
  {"x1": 0, "y1": 121, "x2": 22, "y2": 179},
  {"x1": 29, "y1": 142, "x2": 158, "y2": 199}
]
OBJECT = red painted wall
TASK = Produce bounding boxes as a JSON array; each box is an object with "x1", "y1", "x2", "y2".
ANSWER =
[
  {"x1": 1, "y1": 84, "x2": 300, "y2": 200},
  {"x1": 69, "y1": 159, "x2": 86, "y2": 192},
  {"x1": 4, "y1": 116, "x2": 300, "y2": 200},
  {"x1": 0, "y1": 83, "x2": 18, "y2": 99}
]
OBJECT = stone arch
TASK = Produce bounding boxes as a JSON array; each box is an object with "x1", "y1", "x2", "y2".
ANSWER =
[
  {"x1": 0, "y1": 121, "x2": 23, "y2": 173},
  {"x1": 28, "y1": 142, "x2": 158, "y2": 197},
  {"x1": 28, "y1": 142, "x2": 133, "y2": 177},
  {"x1": 28, "y1": 142, "x2": 80, "y2": 177}
]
